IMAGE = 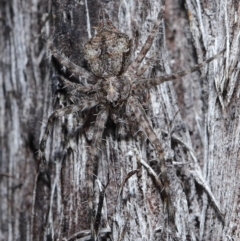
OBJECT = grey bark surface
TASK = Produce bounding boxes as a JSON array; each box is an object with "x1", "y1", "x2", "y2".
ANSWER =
[{"x1": 0, "y1": 0, "x2": 239, "y2": 241}]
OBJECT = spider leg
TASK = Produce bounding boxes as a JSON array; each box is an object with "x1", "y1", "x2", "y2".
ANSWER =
[
  {"x1": 57, "y1": 75, "x2": 101, "y2": 95},
  {"x1": 127, "y1": 0, "x2": 165, "y2": 73},
  {"x1": 39, "y1": 98, "x2": 99, "y2": 162},
  {"x1": 86, "y1": 106, "x2": 109, "y2": 240},
  {"x1": 136, "y1": 56, "x2": 156, "y2": 76},
  {"x1": 134, "y1": 49, "x2": 225, "y2": 89},
  {"x1": 127, "y1": 96, "x2": 172, "y2": 215},
  {"x1": 47, "y1": 41, "x2": 97, "y2": 83}
]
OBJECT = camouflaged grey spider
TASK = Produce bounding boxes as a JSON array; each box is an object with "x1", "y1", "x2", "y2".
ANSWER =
[{"x1": 39, "y1": 2, "x2": 224, "y2": 239}]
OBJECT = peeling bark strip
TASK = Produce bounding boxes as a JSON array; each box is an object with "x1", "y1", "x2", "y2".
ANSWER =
[{"x1": 1, "y1": 0, "x2": 240, "y2": 240}]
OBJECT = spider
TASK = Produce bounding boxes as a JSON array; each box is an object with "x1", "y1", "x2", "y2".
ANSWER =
[{"x1": 39, "y1": 1, "x2": 224, "y2": 239}]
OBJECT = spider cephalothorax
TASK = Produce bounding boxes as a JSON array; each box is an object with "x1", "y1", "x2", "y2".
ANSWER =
[{"x1": 39, "y1": 2, "x2": 224, "y2": 239}]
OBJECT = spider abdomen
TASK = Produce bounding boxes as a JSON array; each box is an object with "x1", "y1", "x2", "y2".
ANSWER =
[{"x1": 84, "y1": 17, "x2": 132, "y2": 78}]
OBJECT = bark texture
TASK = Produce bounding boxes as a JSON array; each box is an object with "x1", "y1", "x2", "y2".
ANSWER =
[
  {"x1": 0, "y1": 0, "x2": 50, "y2": 240},
  {"x1": 0, "y1": 0, "x2": 240, "y2": 240}
]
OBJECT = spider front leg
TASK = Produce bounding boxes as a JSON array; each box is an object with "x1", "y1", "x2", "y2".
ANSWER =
[
  {"x1": 56, "y1": 75, "x2": 101, "y2": 95},
  {"x1": 47, "y1": 41, "x2": 97, "y2": 83},
  {"x1": 39, "y1": 98, "x2": 99, "y2": 162},
  {"x1": 86, "y1": 106, "x2": 109, "y2": 241},
  {"x1": 127, "y1": 0, "x2": 165, "y2": 73},
  {"x1": 134, "y1": 49, "x2": 225, "y2": 89},
  {"x1": 127, "y1": 96, "x2": 172, "y2": 217},
  {"x1": 136, "y1": 56, "x2": 156, "y2": 77}
]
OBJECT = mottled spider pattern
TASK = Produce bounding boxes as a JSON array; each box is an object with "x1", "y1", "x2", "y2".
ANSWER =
[{"x1": 39, "y1": 1, "x2": 224, "y2": 239}]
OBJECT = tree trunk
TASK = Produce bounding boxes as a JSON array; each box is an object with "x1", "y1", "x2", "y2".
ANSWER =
[{"x1": 0, "y1": 0, "x2": 239, "y2": 240}]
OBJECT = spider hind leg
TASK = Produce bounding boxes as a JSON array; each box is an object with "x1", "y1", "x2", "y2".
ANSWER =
[
  {"x1": 86, "y1": 107, "x2": 109, "y2": 240},
  {"x1": 127, "y1": 96, "x2": 173, "y2": 217}
]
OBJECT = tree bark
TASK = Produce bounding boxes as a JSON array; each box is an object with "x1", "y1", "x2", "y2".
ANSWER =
[
  {"x1": 0, "y1": 0, "x2": 50, "y2": 240},
  {"x1": 0, "y1": 0, "x2": 240, "y2": 241}
]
